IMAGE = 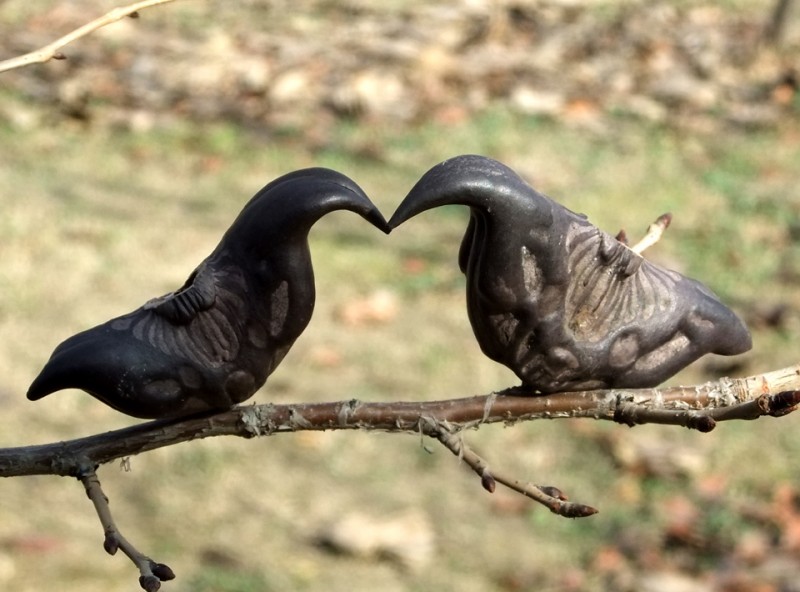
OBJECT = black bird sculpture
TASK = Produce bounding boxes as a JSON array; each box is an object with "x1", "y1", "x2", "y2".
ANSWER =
[
  {"x1": 28, "y1": 168, "x2": 390, "y2": 419},
  {"x1": 389, "y1": 155, "x2": 751, "y2": 393}
]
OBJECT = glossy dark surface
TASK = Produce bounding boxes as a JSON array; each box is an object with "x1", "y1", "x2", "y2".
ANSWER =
[
  {"x1": 28, "y1": 168, "x2": 390, "y2": 418},
  {"x1": 390, "y1": 155, "x2": 752, "y2": 393}
]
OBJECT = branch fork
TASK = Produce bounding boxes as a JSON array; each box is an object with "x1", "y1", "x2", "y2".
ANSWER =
[
  {"x1": 0, "y1": 368, "x2": 795, "y2": 591},
  {"x1": 420, "y1": 416, "x2": 599, "y2": 517},
  {"x1": 78, "y1": 464, "x2": 175, "y2": 592}
]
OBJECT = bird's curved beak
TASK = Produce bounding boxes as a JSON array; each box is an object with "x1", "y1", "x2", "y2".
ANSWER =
[
  {"x1": 364, "y1": 204, "x2": 392, "y2": 234},
  {"x1": 389, "y1": 154, "x2": 520, "y2": 230}
]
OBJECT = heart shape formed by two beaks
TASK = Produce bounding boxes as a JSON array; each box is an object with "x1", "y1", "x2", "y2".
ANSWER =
[{"x1": 27, "y1": 156, "x2": 751, "y2": 419}]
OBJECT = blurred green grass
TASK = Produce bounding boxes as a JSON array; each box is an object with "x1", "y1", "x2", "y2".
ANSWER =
[{"x1": 1, "y1": 58, "x2": 800, "y2": 592}]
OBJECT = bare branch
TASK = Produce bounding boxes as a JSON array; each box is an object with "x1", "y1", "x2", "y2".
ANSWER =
[
  {"x1": 423, "y1": 417, "x2": 599, "y2": 517},
  {"x1": 2, "y1": 365, "x2": 795, "y2": 589},
  {"x1": 78, "y1": 465, "x2": 175, "y2": 591},
  {"x1": 2, "y1": 364, "x2": 798, "y2": 480},
  {"x1": 630, "y1": 213, "x2": 672, "y2": 254},
  {"x1": 0, "y1": 0, "x2": 179, "y2": 74}
]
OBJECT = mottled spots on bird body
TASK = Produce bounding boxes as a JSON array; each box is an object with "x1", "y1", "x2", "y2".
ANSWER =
[
  {"x1": 224, "y1": 370, "x2": 257, "y2": 404},
  {"x1": 547, "y1": 347, "x2": 580, "y2": 370},
  {"x1": 633, "y1": 333, "x2": 691, "y2": 373},
  {"x1": 178, "y1": 366, "x2": 202, "y2": 390},
  {"x1": 270, "y1": 281, "x2": 289, "y2": 337},
  {"x1": 247, "y1": 324, "x2": 268, "y2": 349},
  {"x1": 567, "y1": 306, "x2": 598, "y2": 340},
  {"x1": 143, "y1": 379, "x2": 181, "y2": 401},
  {"x1": 520, "y1": 246, "x2": 541, "y2": 294},
  {"x1": 488, "y1": 313, "x2": 518, "y2": 347},
  {"x1": 687, "y1": 311, "x2": 716, "y2": 332},
  {"x1": 609, "y1": 332, "x2": 640, "y2": 369},
  {"x1": 486, "y1": 275, "x2": 516, "y2": 305},
  {"x1": 131, "y1": 316, "x2": 148, "y2": 342},
  {"x1": 111, "y1": 317, "x2": 133, "y2": 331}
]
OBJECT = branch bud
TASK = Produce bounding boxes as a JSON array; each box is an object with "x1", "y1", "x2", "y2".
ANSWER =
[
  {"x1": 656, "y1": 213, "x2": 672, "y2": 228},
  {"x1": 139, "y1": 574, "x2": 161, "y2": 592},
  {"x1": 688, "y1": 415, "x2": 716, "y2": 432},
  {"x1": 557, "y1": 503, "x2": 599, "y2": 518},
  {"x1": 151, "y1": 562, "x2": 176, "y2": 581},
  {"x1": 539, "y1": 485, "x2": 567, "y2": 501},
  {"x1": 480, "y1": 468, "x2": 496, "y2": 493},
  {"x1": 766, "y1": 390, "x2": 800, "y2": 416},
  {"x1": 103, "y1": 532, "x2": 119, "y2": 555}
]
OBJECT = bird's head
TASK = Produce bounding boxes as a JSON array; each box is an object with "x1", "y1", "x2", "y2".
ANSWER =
[
  {"x1": 220, "y1": 168, "x2": 389, "y2": 259},
  {"x1": 389, "y1": 155, "x2": 558, "y2": 276},
  {"x1": 388, "y1": 155, "x2": 553, "y2": 231}
]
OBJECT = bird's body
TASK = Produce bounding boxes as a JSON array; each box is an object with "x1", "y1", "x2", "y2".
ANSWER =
[
  {"x1": 28, "y1": 168, "x2": 389, "y2": 418},
  {"x1": 390, "y1": 155, "x2": 751, "y2": 393}
]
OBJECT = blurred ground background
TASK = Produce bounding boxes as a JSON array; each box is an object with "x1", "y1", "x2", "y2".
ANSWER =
[{"x1": 1, "y1": 1, "x2": 800, "y2": 591}]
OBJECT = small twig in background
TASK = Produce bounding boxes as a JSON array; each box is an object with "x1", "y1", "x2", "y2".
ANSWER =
[
  {"x1": 78, "y1": 465, "x2": 175, "y2": 592},
  {"x1": 763, "y1": 0, "x2": 794, "y2": 45},
  {"x1": 630, "y1": 213, "x2": 672, "y2": 255},
  {"x1": 0, "y1": 0, "x2": 179, "y2": 74}
]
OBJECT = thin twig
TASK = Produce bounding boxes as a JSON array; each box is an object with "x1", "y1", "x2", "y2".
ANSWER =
[
  {"x1": 763, "y1": 0, "x2": 794, "y2": 45},
  {"x1": 630, "y1": 213, "x2": 672, "y2": 254},
  {"x1": 0, "y1": 0, "x2": 179, "y2": 74},
  {"x1": 78, "y1": 465, "x2": 175, "y2": 592},
  {"x1": 423, "y1": 417, "x2": 598, "y2": 517}
]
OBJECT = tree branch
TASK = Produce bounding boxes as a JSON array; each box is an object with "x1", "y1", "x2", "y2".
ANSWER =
[
  {"x1": 2, "y1": 364, "x2": 798, "y2": 480},
  {"x1": 423, "y1": 417, "x2": 600, "y2": 517},
  {"x1": 78, "y1": 465, "x2": 175, "y2": 591},
  {"x1": 3, "y1": 365, "x2": 796, "y2": 589},
  {"x1": 0, "y1": 0, "x2": 179, "y2": 74}
]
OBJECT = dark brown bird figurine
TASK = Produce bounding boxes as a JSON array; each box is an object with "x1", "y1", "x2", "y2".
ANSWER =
[
  {"x1": 389, "y1": 155, "x2": 751, "y2": 393},
  {"x1": 28, "y1": 168, "x2": 390, "y2": 418}
]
